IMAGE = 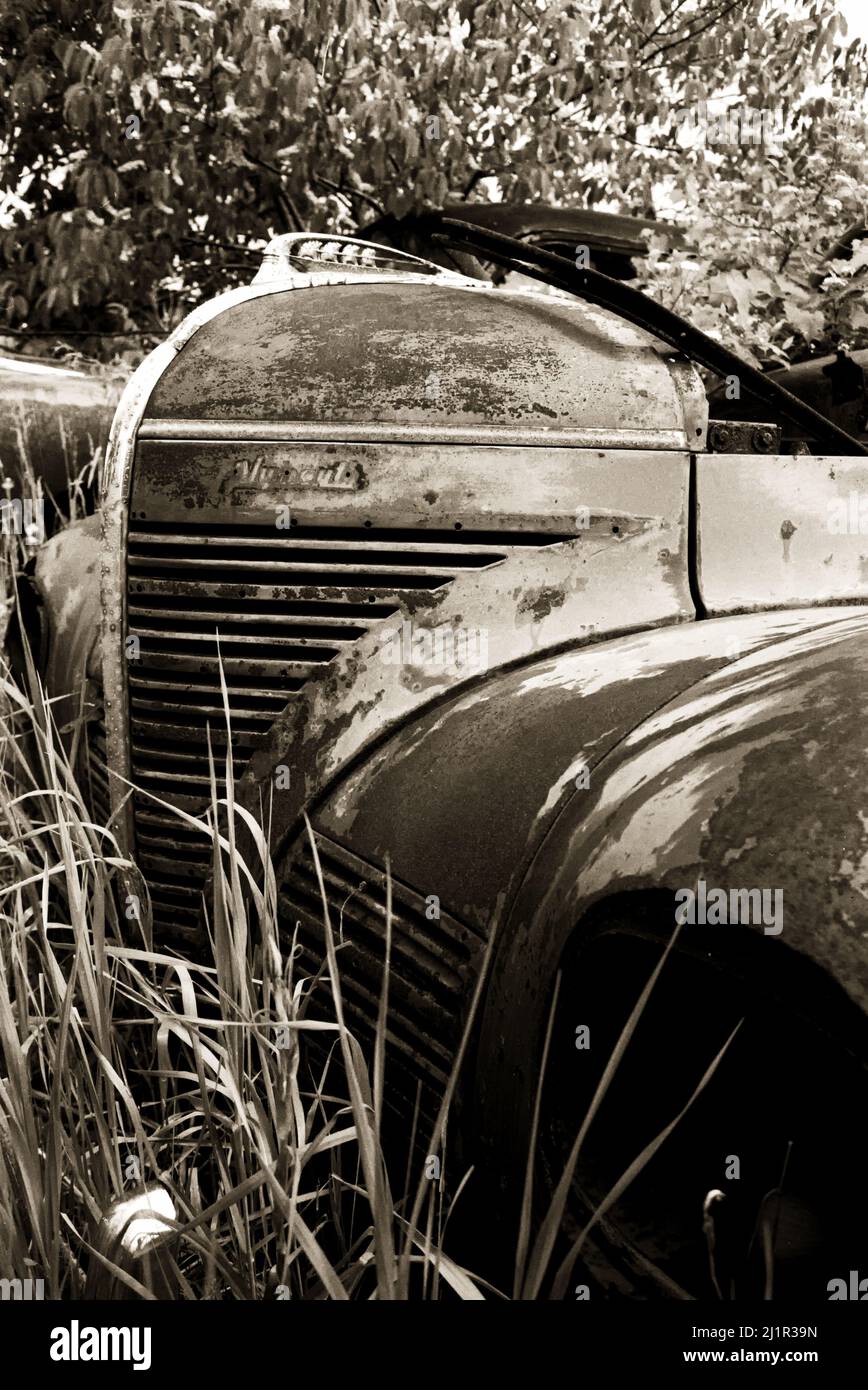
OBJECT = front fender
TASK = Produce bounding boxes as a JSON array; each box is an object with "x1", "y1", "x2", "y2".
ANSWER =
[
  {"x1": 34, "y1": 512, "x2": 103, "y2": 733},
  {"x1": 475, "y1": 608, "x2": 868, "y2": 1157},
  {"x1": 312, "y1": 607, "x2": 868, "y2": 940}
]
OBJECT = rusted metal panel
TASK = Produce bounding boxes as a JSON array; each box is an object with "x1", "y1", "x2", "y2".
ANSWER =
[
  {"x1": 296, "y1": 606, "x2": 868, "y2": 1142},
  {"x1": 697, "y1": 452, "x2": 868, "y2": 613},
  {"x1": 142, "y1": 282, "x2": 706, "y2": 448},
  {"x1": 131, "y1": 438, "x2": 685, "y2": 530},
  {"x1": 100, "y1": 275, "x2": 327, "y2": 857}
]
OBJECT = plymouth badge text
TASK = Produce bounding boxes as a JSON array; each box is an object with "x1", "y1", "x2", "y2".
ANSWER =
[{"x1": 233, "y1": 455, "x2": 362, "y2": 491}]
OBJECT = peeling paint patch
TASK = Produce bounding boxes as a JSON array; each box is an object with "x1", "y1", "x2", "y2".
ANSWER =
[
  {"x1": 721, "y1": 835, "x2": 758, "y2": 866},
  {"x1": 840, "y1": 809, "x2": 868, "y2": 900},
  {"x1": 536, "y1": 754, "x2": 595, "y2": 820},
  {"x1": 516, "y1": 585, "x2": 568, "y2": 624}
]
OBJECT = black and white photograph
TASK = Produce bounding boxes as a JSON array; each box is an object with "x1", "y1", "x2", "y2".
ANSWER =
[{"x1": 1, "y1": 0, "x2": 867, "y2": 1367}]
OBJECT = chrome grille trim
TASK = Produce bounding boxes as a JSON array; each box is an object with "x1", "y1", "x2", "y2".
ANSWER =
[{"x1": 136, "y1": 418, "x2": 690, "y2": 450}]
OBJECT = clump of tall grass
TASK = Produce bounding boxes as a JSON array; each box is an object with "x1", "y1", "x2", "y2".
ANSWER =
[
  {"x1": 0, "y1": 651, "x2": 494, "y2": 1299},
  {"x1": 0, "y1": 630, "x2": 742, "y2": 1300}
]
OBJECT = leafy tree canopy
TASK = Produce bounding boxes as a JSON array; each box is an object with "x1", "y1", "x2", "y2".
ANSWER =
[{"x1": 1, "y1": 0, "x2": 866, "y2": 366}]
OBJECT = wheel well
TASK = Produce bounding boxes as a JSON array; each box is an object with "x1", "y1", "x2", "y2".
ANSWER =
[
  {"x1": 555, "y1": 887, "x2": 868, "y2": 1069},
  {"x1": 536, "y1": 888, "x2": 868, "y2": 1296}
]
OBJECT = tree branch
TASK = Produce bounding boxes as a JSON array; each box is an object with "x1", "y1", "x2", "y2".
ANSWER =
[{"x1": 311, "y1": 175, "x2": 384, "y2": 219}]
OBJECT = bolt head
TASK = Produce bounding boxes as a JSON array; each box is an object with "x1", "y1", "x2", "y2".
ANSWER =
[{"x1": 752, "y1": 426, "x2": 776, "y2": 452}]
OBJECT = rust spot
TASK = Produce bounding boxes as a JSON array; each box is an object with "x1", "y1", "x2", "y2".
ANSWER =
[
  {"x1": 780, "y1": 518, "x2": 797, "y2": 562},
  {"x1": 399, "y1": 665, "x2": 452, "y2": 693},
  {"x1": 402, "y1": 587, "x2": 448, "y2": 614},
  {"x1": 516, "y1": 585, "x2": 568, "y2": 624}
]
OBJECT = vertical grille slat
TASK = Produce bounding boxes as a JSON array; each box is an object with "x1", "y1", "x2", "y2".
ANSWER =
[
  {"x1": 81, "y1": 712, "x2": 112, "y2": 834},
  {"x1": 279, "y1": 835, "x2": 487, "y2": 1122}
]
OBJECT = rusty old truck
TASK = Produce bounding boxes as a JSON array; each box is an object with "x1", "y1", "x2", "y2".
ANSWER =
[{"x1": 11, "y1": 223, "x2": 868, "y2": 1297}]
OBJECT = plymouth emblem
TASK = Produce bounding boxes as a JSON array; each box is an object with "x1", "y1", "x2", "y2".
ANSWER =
[{"x1": 233, "y1": 455, "x2": 362, "y2": 490}]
